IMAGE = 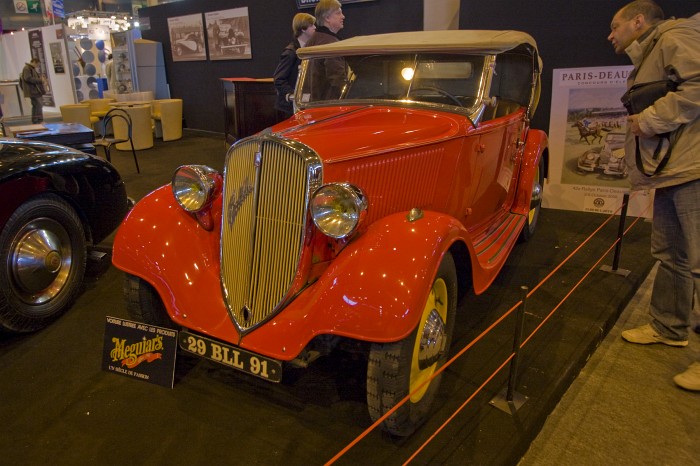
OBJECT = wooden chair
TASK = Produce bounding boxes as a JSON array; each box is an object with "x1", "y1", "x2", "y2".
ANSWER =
[
  {"x1": 59, "y1": 104, "x2": 99, "y2": 129},
  {"x1": 94, "y1": 108, "x2": 140, "y2": 173}
]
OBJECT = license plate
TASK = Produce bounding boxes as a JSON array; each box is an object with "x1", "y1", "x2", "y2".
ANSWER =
[{"x1": 178, "y1": 331, "x2": 282, "y2": 382}]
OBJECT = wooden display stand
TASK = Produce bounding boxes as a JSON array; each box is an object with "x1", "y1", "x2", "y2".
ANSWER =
[{"x1": 221, "y1": 78, "x2": 284, "y2": 145}]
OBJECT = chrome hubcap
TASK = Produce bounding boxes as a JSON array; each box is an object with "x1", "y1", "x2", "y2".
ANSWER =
[
  {"x1": 10, "y1": 219, "x2": 72, "y2": 304},
  {"x1": 418, "y1": 309, "x2": 446, "y2": 370}
]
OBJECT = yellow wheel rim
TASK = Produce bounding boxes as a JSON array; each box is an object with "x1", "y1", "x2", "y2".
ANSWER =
[{"x1": 410, "y1": 277, "x2": 448, "y2": 403}]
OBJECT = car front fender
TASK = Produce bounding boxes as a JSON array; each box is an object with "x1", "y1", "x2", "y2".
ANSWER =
[
  {"x1": 112, "y1": 185, "x2": 228, "y2": 328},
  {"x1": 241, "y1": 210, "x2": 468, "y2": 359},
  {"x1": 512, "y1": 128, "x2": 548, "y2": 215}
]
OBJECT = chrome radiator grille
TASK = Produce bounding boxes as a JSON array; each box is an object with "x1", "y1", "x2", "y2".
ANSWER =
[{"x1": 220, "y1": 135, "x2": 321, "y2": 332}]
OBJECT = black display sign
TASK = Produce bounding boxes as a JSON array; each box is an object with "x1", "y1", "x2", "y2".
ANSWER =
[
  {"x1": 102, "y1": 316, "x2": 178, "y2": 388},
  {"x1": 296, "y1": 0, "x2": 377, "y2": 9}
]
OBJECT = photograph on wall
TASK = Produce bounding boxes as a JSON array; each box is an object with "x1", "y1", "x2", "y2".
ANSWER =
[
  {"x1": 205, "y1": 7, "x2": 251, "y2": 61},
  {"x1": 168, "y1": 13, "x2": 207, "y2": 62},
  {"x1": 49, "y1": 42, "x2": 65, "y2": 73},
  {"x1": 543, "y1": 66, "x2": 652, "y2": 218}
]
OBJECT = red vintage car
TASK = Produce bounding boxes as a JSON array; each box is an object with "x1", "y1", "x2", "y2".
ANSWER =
[{"x1": 113, "y1": 30, "x2": 548, "y2": 436}]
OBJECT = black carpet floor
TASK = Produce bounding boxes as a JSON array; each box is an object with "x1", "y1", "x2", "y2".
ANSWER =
[{"x1": 0, "y1": 132, "x2": 656, "y2": 465}]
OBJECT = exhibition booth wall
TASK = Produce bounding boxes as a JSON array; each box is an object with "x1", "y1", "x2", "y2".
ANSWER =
[
  {"x1": 137, "y1": 0, "x2": 424, "y2": 133},
  {"x1": 134, "y1": 0, "x2": 696, "y2": 135}
]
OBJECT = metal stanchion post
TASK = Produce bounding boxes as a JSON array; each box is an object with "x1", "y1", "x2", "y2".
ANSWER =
[
  {"x1": 601, "y1": 192, "x2": 631, "y2": 277},
  {"x1": 490, "y1": 286, "x2": 529, "y2": 414}
]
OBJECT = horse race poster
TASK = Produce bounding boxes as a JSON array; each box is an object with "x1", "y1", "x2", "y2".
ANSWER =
[{"x1": 543, "y1": 66, "x2": 652, "y2": 218}]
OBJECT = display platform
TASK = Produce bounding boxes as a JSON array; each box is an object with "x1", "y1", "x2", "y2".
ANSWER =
[
  {"x1": 9, "y1": 122, "x2": 95, "y2": 154},
  {"x1": 0, "y1": 133, "x2": 655, "y2": 465}
]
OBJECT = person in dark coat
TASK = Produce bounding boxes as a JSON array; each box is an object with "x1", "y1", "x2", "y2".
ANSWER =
[
  {"x1": 305, "y1": 0, "x2": 346, "y2": 101},
  {"x1": 21, "y1": 58, "x2": 46, "y2": 124},
  {"x1": 273, "y1": 13, "x2": 316, "y2": 117}
]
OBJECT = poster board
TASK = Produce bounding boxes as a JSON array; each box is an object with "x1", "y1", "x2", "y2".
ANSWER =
[{"x1": 543, "y1": 66, "x2": 653, "y2": 218}]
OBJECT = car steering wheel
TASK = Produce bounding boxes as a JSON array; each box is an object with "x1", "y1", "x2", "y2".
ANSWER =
[{"x1": 408, "y1": 86, "x2": 463, "y2": 107}]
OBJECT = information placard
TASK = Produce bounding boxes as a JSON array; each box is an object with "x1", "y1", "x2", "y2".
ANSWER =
[
  {"x1": 102, "y1": 316, "x2": 178, "y2": 388},
  {"x1": 543, "y1": 66, "x2": 652, "y2": 218}
]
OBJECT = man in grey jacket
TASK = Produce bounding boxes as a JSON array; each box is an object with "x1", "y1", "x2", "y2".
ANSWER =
[{"x1": 608, "y1": 0, "x2": 700, "y2": 391}]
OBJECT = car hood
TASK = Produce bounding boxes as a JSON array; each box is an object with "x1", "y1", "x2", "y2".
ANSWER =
[
  {"x1": 0, "y1": 139, "x2": 91, "y2": 182},
  {"x1": 273, "y1": 106, "x2": 465, "y2": 163}
]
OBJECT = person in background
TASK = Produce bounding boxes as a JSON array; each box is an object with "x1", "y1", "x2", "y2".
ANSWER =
[
  {"x1": 273, "y1": 13, "x2": 316, "y2": 118},
  {"x1": 21, "y1": 58, "x2": 46, "y2": 124},
  {"x1": 305, "y1": 0, "x2": 346, "y2": 100},
  {"x1": 106, "y1": 53, "x2": 117, "y2": 92},
  {"x1": 608, "y1": 0, "x2": 700, "y2": 391}
]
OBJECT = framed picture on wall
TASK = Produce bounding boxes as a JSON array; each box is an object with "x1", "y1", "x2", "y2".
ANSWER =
[
  {"x1": 168, "y1": 13, "x2": 207, "y2": 62},
  {"x1": 205, "y1": 7, "x2": 252, "y2": 61}
]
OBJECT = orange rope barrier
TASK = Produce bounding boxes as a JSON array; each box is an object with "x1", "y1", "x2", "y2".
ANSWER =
[
  {"x1": 324, "y1": 300, "x2": 521, "y2": 465},
  {"x1": 403, "y1": 354, "x2": 515, "y2": 465},
  {"x1": 326, "y1": 193, "x2": 650, "y2": 465}
]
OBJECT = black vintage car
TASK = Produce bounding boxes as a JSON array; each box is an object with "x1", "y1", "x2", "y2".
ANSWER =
[{"x1": 0, "y1": 139, "x2": 129, "y2": 332}]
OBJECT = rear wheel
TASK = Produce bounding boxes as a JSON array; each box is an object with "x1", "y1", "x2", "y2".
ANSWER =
[
  {"x1": 0, "y1": 196, "x2": 86, "y2": 332},
  {"x1": 124, "y1": 274, "x2": 176, "y2": 329},
  {"x1": 519, "y1": 156, "x2": 544, "y2": 242},
  {"x1": 367, "y1": 251, "x2": 457, "y2": 436}
]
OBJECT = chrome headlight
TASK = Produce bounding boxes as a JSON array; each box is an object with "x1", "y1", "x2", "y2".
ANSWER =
[
  {"x1": 172, "y1": 165, "x2": 221, "y2": 212},
  {"x1": 311, "y1": 183, "x2": 367, "y2": 239}
]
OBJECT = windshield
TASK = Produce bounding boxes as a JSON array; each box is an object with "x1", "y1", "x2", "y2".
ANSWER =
[{"x1": 297, "y1": 53, "x2": 487, "y2": 111}]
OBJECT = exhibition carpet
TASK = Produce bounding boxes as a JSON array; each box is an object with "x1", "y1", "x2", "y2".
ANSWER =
[{"x1": 0, "y1": 131, "x2": 671, "y2": 465}]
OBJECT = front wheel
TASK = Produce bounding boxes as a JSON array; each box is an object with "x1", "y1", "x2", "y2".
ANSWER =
[
  {"x1": 367, "y1": 251, "x2": 457, "y2": 436},
  {"x1": 124, "y1": 274, "x2": 177, "y2": 329},
  {"x1": 0, "y1": 196, "x2": 86, "y2": 332}
]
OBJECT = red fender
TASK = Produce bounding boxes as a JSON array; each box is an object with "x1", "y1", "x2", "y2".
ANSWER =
[
  {"x1": 112, "y1": 186, "x2": 231, "y2": 332},
  {"x1": 512, "y1": 128, "x2": 548, "y2": 215},
  {"x1": 113, "y1": 188, "x2": 468, "y2": 360},
  {"x1": 242, "y1": 210, "x2": 468, "y2": 359}
]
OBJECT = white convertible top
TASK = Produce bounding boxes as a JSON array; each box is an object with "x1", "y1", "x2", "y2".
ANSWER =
[{"x1": 297, "y1": 30, "x2": 539, "y2": 59}]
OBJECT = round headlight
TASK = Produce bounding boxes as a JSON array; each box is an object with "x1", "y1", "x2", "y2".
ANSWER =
[
  {"x1": 311, "y1": 183, "x2": 367, "y2": 239},
  {"x1": 172, "y1": 165, "x2": 221, "y2": 212}
]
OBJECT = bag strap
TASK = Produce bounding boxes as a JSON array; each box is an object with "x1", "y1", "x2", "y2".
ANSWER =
[{"x1": 634, "y1": 134, "x2": 673, "y2": 177}]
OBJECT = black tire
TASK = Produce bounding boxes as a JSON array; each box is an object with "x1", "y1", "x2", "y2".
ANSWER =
[
  {"x1": 124, "y1": 274, "x2": 176, "y2": 329},
  {"x1": 0, "y1": 195, "x2": 86, "y2": 332},
  {"x1": 519, "y1": 156, "x2": 545, "y2": 243},
  {"x1": 367, "y1": 251, "x2": 457, "y2": 436}
]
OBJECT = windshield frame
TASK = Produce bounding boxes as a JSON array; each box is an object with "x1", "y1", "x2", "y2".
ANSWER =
[{"x1": 294, "y1": 52, "x2": 497, "y2": 121}]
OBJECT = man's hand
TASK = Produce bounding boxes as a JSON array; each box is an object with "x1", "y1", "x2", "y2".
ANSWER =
[{"x1": 627, "y1": 114, "x2": 654, "y2": 138}]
